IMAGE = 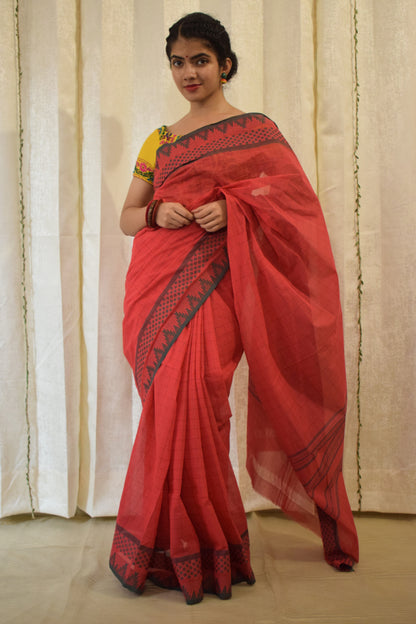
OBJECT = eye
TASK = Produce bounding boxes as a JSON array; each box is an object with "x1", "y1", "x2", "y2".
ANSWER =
[
  {"x1": 171, "y1": 59, "x2": 183, "y2": 68},
  {"x1": 196, "y1": 58, "x2": 209, "y2": 65}
]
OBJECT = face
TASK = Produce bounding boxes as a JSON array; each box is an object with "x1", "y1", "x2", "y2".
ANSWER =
[{"x1": 169, "y1": 37, "x2": 231, "y2": 103}]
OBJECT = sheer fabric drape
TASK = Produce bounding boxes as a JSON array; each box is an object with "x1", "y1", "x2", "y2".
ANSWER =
[{"x1": 1, "y1": 0, "x2": 415, "y2": 518}]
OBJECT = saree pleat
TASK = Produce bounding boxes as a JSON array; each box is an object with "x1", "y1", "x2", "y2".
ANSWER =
[
  {"x1": 110, "y1": 113, "x2": 359, "y2": 604},
  {"x1": 111, "y1": 254, "x2": 255, "y2": 603}
]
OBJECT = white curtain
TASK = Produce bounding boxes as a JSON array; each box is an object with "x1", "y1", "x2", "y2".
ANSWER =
[{"x1": 1, "y1": 0, "x2": 415, "y2": 518}]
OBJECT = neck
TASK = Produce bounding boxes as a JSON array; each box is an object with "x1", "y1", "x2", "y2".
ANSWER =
[
  {"x1": 169, "y1": 91, "x2": 243, "y2": 136},
  {"x1": 188, "y1": 90, "x2": 231, "y2": 117}
]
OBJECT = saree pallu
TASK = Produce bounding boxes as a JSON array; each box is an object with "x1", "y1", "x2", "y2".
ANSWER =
[{"x1": 110, "y1": 113, "x2": 359, "y2": 605}]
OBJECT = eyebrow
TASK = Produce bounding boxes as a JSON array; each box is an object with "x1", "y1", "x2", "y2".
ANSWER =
[{"x1": 170, "y1": 52, "x2": 211, "y2": 61}]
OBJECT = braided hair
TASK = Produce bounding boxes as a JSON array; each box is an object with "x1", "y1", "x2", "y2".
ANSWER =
[{"x1": 165, "y1": 12, "x2": 238, "y2": 82}]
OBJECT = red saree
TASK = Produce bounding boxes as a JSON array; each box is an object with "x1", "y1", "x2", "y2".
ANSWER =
[{"x1": 110, "y1": 113, "x2": 359, "y2": 604}]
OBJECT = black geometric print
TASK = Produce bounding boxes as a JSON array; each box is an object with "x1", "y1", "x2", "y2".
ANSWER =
[
  {"x1": 154, "y1": 113, "x2": 290, "y2": 187},
  {"x1": 288, "y1": 406, "x2": 346, "y2": 519},
  {"x1": 134, "y1": 230, "x2": 229, "y2": 399},
  {"x1": 109, "y1": 524, "x2": 255, "y2": 605}
]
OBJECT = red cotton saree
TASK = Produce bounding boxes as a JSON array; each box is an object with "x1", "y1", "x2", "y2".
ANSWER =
[{"x1": 109, "y1": 113, "x2": 359, "y2": 605}]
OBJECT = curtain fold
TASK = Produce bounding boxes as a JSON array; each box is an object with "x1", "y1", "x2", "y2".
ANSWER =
[
  {"x1": 1, "y1": 0, "x2": 81, "y2": 517},
  {"x1": 0, "y1": 0, "x2": 31, "y2": 517},
  {"x1": 0, "y1": 0, "x2": 415, "y2": 518},
  {"x1": 352, "y1": 0, "x2": 416, "y2": 512}
]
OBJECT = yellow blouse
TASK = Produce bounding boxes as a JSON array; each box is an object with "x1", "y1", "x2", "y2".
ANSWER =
[{"x1": 133, "y1": 126, "x2": 181, "y2": 185}]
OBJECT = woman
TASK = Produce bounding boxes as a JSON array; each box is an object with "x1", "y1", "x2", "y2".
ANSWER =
[{"x1": 110, "y1": 12, "x2": 359, "y2": 605}]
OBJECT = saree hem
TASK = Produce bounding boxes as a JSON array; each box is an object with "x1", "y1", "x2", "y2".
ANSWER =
[{"x1": 110, "y1": 523, "x2": 255, "y2": 605}]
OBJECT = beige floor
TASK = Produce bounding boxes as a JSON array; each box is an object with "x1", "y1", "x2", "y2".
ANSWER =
[{"x1": 1, "y1": 511, "x2": 415, "y2": 624}]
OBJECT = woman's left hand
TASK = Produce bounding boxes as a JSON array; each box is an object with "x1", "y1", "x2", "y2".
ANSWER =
[{"x1": 193, "y1": 200, "x2": 227, "y2": 232}]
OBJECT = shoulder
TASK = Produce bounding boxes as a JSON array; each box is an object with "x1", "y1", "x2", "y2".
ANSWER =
[
  {"x1": 239, "y1": 112, "x2": 284, "y2": 137},
  {"x1": 140, "y1": 127, "x2": 163, "y2": 151},
  {"x1": 132, "y1": 129, "x2": 161, "y2": 184},
  {"x1": 133, "y1": 126, "x2": 180, "y2": 184},
  {"x1": 246, "y1": 112, "x2": 277, "y2": 126},
  {"x1": 140, "y1": 126, "x2": 180, "y2": 149}
]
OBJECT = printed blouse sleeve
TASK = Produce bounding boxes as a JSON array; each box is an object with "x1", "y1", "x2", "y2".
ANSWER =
[{"x1": 133, "y1": 129, "x2": 160, "y2": 185}]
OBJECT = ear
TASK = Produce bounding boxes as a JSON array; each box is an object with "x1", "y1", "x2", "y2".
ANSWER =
[{"x1": 222, "y1": 57, "x2": 232, "y2": 77}]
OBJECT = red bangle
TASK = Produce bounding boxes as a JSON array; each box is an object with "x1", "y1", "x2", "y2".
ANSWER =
[{"x1": 145, "y1": 199, "x2": 163, "y2": 228}]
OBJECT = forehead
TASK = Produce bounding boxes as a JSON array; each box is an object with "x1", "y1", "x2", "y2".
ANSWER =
[{"x1": 170, "y1": 36, "x2": 214, "y2": 57}]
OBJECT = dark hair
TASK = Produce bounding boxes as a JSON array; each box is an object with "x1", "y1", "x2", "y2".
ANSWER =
[{"x1": 165, "y1": 12, "x2": 238, "y2": 81}]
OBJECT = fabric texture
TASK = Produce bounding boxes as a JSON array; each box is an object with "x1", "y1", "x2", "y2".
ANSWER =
[
  {"x1": 133, "y1": 126, "x2": 180, "y2": 184},
  {"x1": 109, "y1": 113, "x2": 359, "y2": 604}
]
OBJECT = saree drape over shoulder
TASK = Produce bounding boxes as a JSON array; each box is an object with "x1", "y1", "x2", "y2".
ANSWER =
[{"x1": 110, "y1": 113, "x2": 359, "y2": 605}]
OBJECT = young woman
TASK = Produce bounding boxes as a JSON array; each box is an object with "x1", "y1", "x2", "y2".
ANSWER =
[{"x1": 110, "y1": 12, "x2": 359, "y2": 605}]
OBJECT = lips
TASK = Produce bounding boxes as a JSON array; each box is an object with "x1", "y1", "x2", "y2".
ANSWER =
[{"x1": 184, "y1": 84, "x2": 201, "y2": 92}]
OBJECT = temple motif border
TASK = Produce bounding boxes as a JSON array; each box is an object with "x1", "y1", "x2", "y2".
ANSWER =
[
  {"x1": 134, "y1": 231, "x2": 229, "y2": 399},
  {"x1": 154, "y1": 113, "x2": 290, "y2": 187}
]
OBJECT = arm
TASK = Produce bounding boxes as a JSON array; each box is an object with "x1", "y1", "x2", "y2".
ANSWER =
[{"x1": 120, "y1": 176, "x2": 154, "y2": 236}]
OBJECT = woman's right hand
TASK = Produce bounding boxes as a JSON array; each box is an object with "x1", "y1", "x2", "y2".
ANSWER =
[
  {"x1": 155, "y1": 202, "x2": 194, "y2": 229},
  {"x1": 119, "y1": 176, "x2": 194, "y2": 235}
]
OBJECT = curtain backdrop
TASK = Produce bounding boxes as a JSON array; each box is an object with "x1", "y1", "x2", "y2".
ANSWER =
[{"x1": 1, "y1": 0, "x2": 415, "y2": 518}]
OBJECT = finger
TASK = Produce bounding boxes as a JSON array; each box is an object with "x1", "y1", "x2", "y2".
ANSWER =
[
  {"x1": 173, "y1": 208, "x2": 194, "y2": 222},
  {"x1": 195, "y1": 214, "x2": 218, "y2": 226},
  {"x1": 171, "y1": 211, "x2": 194, "y2": 227},
  {"x1": 193, "y1": 205, "x2": 212, "y2": 219},
  {"x1": 203, "y1": 222, "x2": 222, "y2": 232},
  {"x1": 169, "y1": 202, "x2": 194, "y2": 219},
  {"x1": 171, "y1": 216, "x2": 192, "y2": 229},
  {"x1": 161, "y1": 202, "x2": 193, "y2": 219},
  {"x1": 200, "y1": 218, "x2": 221, "y2": 230},
  {"x1": 156, "y1": 212, "x2": 186, "y2": 229}
]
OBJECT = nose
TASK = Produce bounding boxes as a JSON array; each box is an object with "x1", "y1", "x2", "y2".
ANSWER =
[{"x1": 184, "y1": 61, "x2": 197, "y2": 80}]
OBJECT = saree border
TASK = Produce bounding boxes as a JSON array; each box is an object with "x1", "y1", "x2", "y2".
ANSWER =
[
  {"x1": 134, "y1": 230, "x2": 229, "y2": 399},
  {"x1": 288, "y1": 405, "x2": 347, "y2": 520},
  {"x1": 154, "y1": 113, "x2": 290, "y2": 187},
  {"x1": 110, "y1": 522, "x2": 255, "y2": 605}
]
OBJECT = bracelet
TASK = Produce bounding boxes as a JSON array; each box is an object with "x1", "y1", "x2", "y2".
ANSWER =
[{"x1": 145, "y1": 199, "x2": 163, "y2": 228}]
